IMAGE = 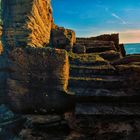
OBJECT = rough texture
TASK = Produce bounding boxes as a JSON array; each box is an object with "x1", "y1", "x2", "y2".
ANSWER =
[
  {"x1": 76, "y1": 34, "x2": 126, "y2": 56},
  {"x1": 2, "y1": 0, "x2": 53, "y2": 49},
  {"x1": 68, "y1": 33, "x2": 140, "y2": 139},
  {"x1": 1, "y1": 0, "x2": 140, "y2": 139},
  {"x1": 51, "y1": 25, "x2": 76, "y2": 51},
  {"x1": 119, "y1": 43, "x2": 126, "y2": 57},
  {"x1": 8, "y1": 47, "x2": 69, "y2": 113},
  {"x1": 77, "y1": 34, "x2": 119, "y2": 49},
  {"x1": 73, "y1": 44, "x2": 86, "y2": 54}
]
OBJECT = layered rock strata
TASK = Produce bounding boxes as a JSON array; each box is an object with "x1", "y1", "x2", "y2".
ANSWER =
[
  {"x1": 2, "y1": 0, "x2": 53, "y2": 49},
  {"x1": 68, "y1": 36, "x2": 140, "y2": 138},
  {"x1": 76, "y1": 34, "x2": 126, "y2": 56},
  {"x1": 0, "y1": 0, "x2": 140, "y2": 139}
]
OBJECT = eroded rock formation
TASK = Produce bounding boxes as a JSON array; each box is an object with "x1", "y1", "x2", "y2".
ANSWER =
[
  {"x1": 51, "y1": 25, "x2": 76, "y2": 51},
  {"x1": 0, "y1": 0, "x2": 140, "y2": 139},
  {"x1": 67, "y1": 35, "x2": 140, "y2": 139},
  {"x1": 2, "y1": 0, "x2": 53, "y2": 49},
  {"x1": 8, "y1": 47, "x2": 70, "y2": 113}
]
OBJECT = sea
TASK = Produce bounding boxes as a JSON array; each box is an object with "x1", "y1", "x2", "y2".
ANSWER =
[{"x1": 124, "y1": 43, "x2": 140, "y2": 54}]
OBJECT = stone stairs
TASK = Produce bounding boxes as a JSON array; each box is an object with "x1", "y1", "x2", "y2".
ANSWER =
[
  {"x1": 68, "y1": 44, "x2": 140, "y2": 117},
  {"x1": 76, "y1": 39, "x2": 117, "y2": 53}
]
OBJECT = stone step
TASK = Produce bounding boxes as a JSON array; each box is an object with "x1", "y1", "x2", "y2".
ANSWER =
[
  {"x1": 86, "y1": 46, "x2": 115, "y2": 53},
  {"x1": 70, "y1": 65, "x2": 117, "y2": 77},
  {"x1": 69, "y1": 76, "x2": 125, "y2": 89},
  {"x1": 69, "y1": 52, "x2": 110, "y2": 66},
  {"x1": 76, "y1": 40, "x2": 113, "y2": 46},
  {"x1": 70, "y1": 60, "x2": 109, "y2": 67},
  {"x1": 75, "y1": 103, "x2": 140, "y2": 116},
  {"x1": 99, "y1": 51, "x2": 122, "y2": 61},
  {"x1": 75, "y1": 42, "x2": 116, "y2": 53},
  {"x1": 68, "y1": 88, "x2": 140, "y2": 102}
]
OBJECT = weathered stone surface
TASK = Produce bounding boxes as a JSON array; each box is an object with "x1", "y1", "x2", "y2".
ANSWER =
[
  {"x1": 77, "y1": 40, "x2": 116, "y2": 51},
  {"x1": 76, "y1": 34, "x2": 127, "y2": 57},
  {"x1": 2, "y1": 0, "x2": 53, "y2": 49},
  {"x1": 69, "y1": 52, "x2": 109, "y2": 66},
  {"x1": 99, "y1": 50, "x2": 122, "y2": 61},
  {"x1": 7, "y1": 47, "x2": 70, "y2": 113},
  {"x1": 73, "y1": 44, "x2": 86, "y2": 54},
  {"x1": 76, "y1": 103, "x2": 140, "y2": 116},
  {"x1": 68, "y1": 32, "x2": 140, "y2": 139},
  {"x1": 77, "y1": 34, "x2": 119, "y2": 50},
  {"x1": 51, "y1": 25, "x2": 76, "y2": 51},
  {"x1": 112, "y1": 54, "x2": 140, "y2": 65},
  {"x1": 0, "y1": 104, "x2": 26, "y2": 140},
  {"x1": 70, "y1": 65, "x2": 116, "y2": 77},
  {"x1": 65, "y1": 112, "x2": 140, "y2": 139},
  {"x1": 119, "y1": 43, "x2": 126, "y2": 57},
  {"x1": 1, "y1": 0, "x2": 140, "y2": 138}
]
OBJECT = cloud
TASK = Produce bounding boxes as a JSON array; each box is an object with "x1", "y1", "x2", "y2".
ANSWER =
[
  {"x1": 95, "y1": 4, "x2": 127, "y2": 25},
  {"x1": 120, "y1": 30, "x2": 140, "y2": 43},
  {"x1": 111, "y1": 13, "x2": 127, "y2": 24}
]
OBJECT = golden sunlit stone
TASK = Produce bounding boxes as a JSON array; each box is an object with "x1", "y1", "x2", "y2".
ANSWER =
[{"x1": 2, "y1": 0, "x2": 53, "y2": 48}]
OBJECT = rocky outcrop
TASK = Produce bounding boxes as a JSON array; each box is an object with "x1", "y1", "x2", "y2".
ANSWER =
[
  {"x1": 68, "y1": 33, "x2": 140, "y2": 139},
  {"x1": 1, "y1": 0, "x2": 140, "y2": 139},
  {"x1": 2, "y1": 0, "x2": 53, "y2": 49},
  {"x1": 119, "y1": 43, "x2": 126, "y2": 57},
  {"x1": 7, "y1": 47, "x2": 70, "y2": 113},
  {"x1": 73, "y1": 44, "x2": 86, "y2": 54},
  {"x1": 51, "y1": 25, "x2": 76, "y2": 51}
]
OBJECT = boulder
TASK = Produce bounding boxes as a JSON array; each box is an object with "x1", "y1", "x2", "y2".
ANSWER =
[
  {"x1": 7, "y1": 47, "x2": 70, "y2": 113},
  {"x1": 99, "y1": 50, "x2": 122, "y2": 62},
  {"x1": 73, "y1": 44, "x2": 86, "y2": 54},
  {"x1": 51, "y1": 25, "x2": 76, "y2": 51}
]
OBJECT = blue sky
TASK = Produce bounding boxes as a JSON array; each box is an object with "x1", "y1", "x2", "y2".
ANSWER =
[{"x1": 52, "y1": 0, "x2": 140, "y2": 43}]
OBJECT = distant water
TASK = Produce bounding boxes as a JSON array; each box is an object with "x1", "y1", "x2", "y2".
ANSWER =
[{"x1": 124, "y1": 43, "x2": 140, "y2": 54}]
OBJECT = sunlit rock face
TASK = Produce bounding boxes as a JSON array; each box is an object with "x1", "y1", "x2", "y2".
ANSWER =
[
  {"x1": 2, "y1": 0, "x2": 53, "y2": 49},
  {"x1": 51, "y1": 24, "x2": 76, "y2": 51}
]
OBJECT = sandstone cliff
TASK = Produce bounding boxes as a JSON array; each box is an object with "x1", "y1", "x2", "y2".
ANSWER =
[{"x1": 2, "y1": 0, "x2": 53, "y2": 49}]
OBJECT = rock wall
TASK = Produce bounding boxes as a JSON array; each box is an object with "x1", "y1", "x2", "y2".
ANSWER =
[
  {"x1": 2, "y1": 0, "x2": 53, "y2": 49},
  {"x1": 8, "y1": 47, "x2": 69, "y2": 113}
]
